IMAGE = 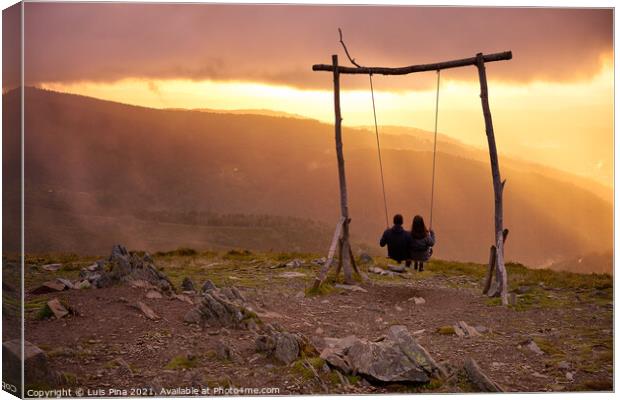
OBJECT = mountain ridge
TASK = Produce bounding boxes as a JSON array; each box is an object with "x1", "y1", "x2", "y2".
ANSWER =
[{"x1": 3, "y1": 87, "x2": 612, "y2": 273}]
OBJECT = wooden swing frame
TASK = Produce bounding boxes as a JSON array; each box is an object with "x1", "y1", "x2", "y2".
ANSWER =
[{"x1": 311, "y1": 50, "x2": 513, "y2": 305}]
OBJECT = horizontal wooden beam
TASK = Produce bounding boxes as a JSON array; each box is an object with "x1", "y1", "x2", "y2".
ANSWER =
[{"x1": 312, "y1": 51, "x2": 512, "y2": 75}]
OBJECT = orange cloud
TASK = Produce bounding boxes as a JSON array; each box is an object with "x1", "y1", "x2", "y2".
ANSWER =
[{"x1": 23, "y1": 4, "x2": 612, "y2": 91}]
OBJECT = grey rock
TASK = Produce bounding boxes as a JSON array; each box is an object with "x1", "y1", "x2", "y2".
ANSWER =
[
  {"x1": 334, "y1": 284, "x2": 368, "y2": 293},
  {"x1": 526, "y1": 340, "x2": 544, "y2": 356},
  {"x1": 201, "y1": 280, "x2": 217, "y2": 293},
  {"x1": 368, "y1": 266, "x2": 396, "y2": 277},
  {"x1": 145, "y1": 290, "x2": 163, "y2": 299},
  {"x1": 47, "y1": 298, "x2": 69, "y2": 319},
  {"x1": 514, "y1": 285, "x2": 532, "y2": 294},
  {"x1": 474, "y1": 326, "x2": 488, "y2": 334},
  {"x1": 256, "y1": 330, "x2": 302, "y2": 365},
  {"x1": 278, "y1": 271, "x2": 306, "y2": 278},
  {"x1": 81, "y1": 245, "x2": 175, "y2": 292},
  {"x1": 30, "y1": 279, "x2": 68, "y2": 294},
  {"x1": 183, "y1": 308, "x2": 202, "y2": 325},
  {"x1": 387, "y1": 264, "x2": 406, "y2": 273},
  {"x1": 311, "y1": 257, "x2": 328, "y2": 266},
  {"x1": 75, "y1": 280, "x2": 92, "y2": 290},
  {"x1": 557, "y1": 361, "x2": 571, "y2": 370},
  {"x1": 136, "y1": 301, "x2": 160, "y2": 320},
  {"x1": 412, "y1": 297, "x2": 426, "y2": 305},
  {"x1": 320, "y1": 326, "x2": 443, "y2": 384},
  {"x1": 56, "y1": 278, "x2": 74, "y2": 290},
  {"x1": 181, "y1": 277, "x2": 195, "y2": 292},
  {"x1": 285, "y1": 259, "x2": 304, "y2": 268},
  {"x1": 184, "y1": 287, "x2": 257, "y2": 329},
  {"x1": 215, "y1": 340, "x2": 235, "y2": 361},
  {"x1": 42, "y1": 263, "x2": 62, "y2": 272},
  {"x1": 359, "y1": 253, "x2": 373, "y2": 264},
  {"x1": 274, "y1": 332, "x2": 300, "y2": 365},
  {"x1": 256, "y1": 335, "x2": 276, "y2": 353}
]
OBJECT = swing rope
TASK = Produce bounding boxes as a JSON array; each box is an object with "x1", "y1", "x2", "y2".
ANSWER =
[
  {"x1": 368, "y1": 69, "x2": 441, "y2": 230},
  {"x1": 369, "y1": 73, "x2": 390, "y2": 228},
  {"x1": 429, "y1": 70, "x2": 441, "y2": 229}
]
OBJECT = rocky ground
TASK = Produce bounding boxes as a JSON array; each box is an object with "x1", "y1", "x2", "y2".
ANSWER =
[{"x1": 17, "y1": 247, "x2": 613, "y2": 395}]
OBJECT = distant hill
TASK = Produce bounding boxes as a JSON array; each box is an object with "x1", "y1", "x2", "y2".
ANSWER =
[
  {"x1": 3, "y1": 87, "x2": 613, "y2": 273},
  {"x1": 190, "y1": 108, "x2": 311, "y2": 120}
]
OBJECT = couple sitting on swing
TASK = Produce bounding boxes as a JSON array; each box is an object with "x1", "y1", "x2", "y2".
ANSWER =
[{"x1": 380, "y1": 214, "x2": 436, "y2": 272}]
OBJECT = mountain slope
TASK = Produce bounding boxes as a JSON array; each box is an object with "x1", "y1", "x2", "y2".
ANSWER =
[{"x1": 4, "y1": 88, "x2": 612, "y2": 271}]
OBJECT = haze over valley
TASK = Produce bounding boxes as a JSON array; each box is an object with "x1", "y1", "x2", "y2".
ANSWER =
[{"x1": 3, "y1": 88, "x2": 612, "y2": 274}]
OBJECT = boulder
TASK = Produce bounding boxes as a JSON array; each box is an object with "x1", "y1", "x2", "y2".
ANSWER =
[
  {"x1": 3, "y1": 340, "x2": 58, "y2": 392},
  {"x1": 181, "y1": 277, "x2": 195, "y2": 292},
  {"x1": 255, "y1": 325, "x2": 309, "y2": 365},
  {"x1": 81, "y1": 245, "x2": 175, "y2": 292},
  {"x1": 320, "y1": 326, "x2": 444, "y2": 384},
  {"x1": 183, "y1": 285, "x2": 256, "y2": 329}
]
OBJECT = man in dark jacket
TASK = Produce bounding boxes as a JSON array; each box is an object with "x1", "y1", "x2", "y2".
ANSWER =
[{"x1": 379, "y1": 214, "x2": 413, "y2": 267}]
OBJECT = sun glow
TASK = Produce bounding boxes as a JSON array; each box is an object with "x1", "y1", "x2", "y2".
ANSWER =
[{"x1": 39, "y1": 62, "x2": 613, "y2": 187}]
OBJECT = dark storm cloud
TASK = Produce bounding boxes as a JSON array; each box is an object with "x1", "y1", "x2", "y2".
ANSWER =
[{"x1": 23, "y1": 3, "x2": 612, "y2": 90}]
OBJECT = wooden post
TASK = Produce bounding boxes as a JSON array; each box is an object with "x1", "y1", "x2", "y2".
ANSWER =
[
  {"x1": 476, "y1": 53, "x2": 508, "y2": 305},
  {"x1": 331, "y1": 54, "x2": 355, "y2": 285}
]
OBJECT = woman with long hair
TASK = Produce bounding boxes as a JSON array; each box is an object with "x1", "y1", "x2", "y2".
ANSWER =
[{"x1": 410, "y1": 215, "x2": 435, "y2": 271}]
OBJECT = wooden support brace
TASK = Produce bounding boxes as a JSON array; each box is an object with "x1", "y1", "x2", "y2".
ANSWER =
[
  {"x1": 312, "y1": 217, "x2": 345, "y2": 290},
  {"x1": 483, "y1": 228, "x2": 508, "y2": 295}
]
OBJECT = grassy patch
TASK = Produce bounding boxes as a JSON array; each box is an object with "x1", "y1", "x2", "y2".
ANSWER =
[
  {"x1": 506, "y1": 263, "x2": 612, "y2": 291},
  {"x1": 60, "y1": 372, "x2": 78, "y2": 385},
  {"x1": 574, "y1": 379, "x2": 613, "y2": 391},
  {"x1": 426, "y1": 260, "x2": 487, "y2": 280},
  {"x1": 222, "y1": 249, "x2": 254, "y2": 261},
  {"x1": 165, "y1": 355, "x2": 199, "y2": 370},
  {"x1": 437, "y1": 326, "x2": 455, "y2": 335},
  {"x1": 305, "y1": 282, "x2": 334, "y2": 297},
  {"x1": 155, "y1": 247, "x2": 198, "y2": 257},
  {"x1": 533, "y1": 338, "x2": 564, "y2": 356},
  {"x1": 35, "y1": 304, "x2": 54, "y2": 320}
]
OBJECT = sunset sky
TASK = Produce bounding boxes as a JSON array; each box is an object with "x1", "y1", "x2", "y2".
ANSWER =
[{"x1": 16, "y1": 3, "x2": 614, "y2": 188}]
